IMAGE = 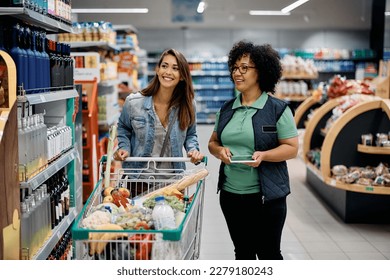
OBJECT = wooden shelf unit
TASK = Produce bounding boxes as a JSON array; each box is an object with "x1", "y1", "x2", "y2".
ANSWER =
[
  {"x1": 294, "y1": 96, "x2": 324, "y2": 129},
  {"x1": 302, "y1": 97, "x2": 341, "y2": 163},
  {"x1": 357, "y1": 144, "x2": 390, "y2": 155},
  {"x1": 303, "y1": 96, "x2": 390, "y2": 223}
]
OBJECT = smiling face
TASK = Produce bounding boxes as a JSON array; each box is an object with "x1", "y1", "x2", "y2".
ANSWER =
[
  {"x1": 156, "y1": 54, "x2": 181, "y2": 90},
  {"x1": 232, "y1": 54, "x2": 259, "y2": 94}
]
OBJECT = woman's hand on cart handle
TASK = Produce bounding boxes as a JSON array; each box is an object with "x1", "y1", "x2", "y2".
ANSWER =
[
  {"x1": 113, "y1": 149, "x2": 129, "y2": 161},
  {"x1": 187, "y1": 150, "x2": 205, "y2": 165}
]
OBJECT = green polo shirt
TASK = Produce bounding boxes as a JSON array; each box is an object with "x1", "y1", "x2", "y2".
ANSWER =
[{"x1": 214, "y1": 92, "x2": 298, "y2": 194}]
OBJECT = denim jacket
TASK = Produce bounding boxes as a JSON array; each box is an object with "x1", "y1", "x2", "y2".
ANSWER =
[{"x1": 117, "y1": 92, "x2": 200, "y2": 173}]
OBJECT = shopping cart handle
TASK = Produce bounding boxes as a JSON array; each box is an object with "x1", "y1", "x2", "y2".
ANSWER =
[{"x1": 123, "y1": 156, "x2": 207, "y2": 164}]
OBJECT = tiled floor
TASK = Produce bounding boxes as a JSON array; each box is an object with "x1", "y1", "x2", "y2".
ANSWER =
[{"x1": 196, "y1": 124, "x2": 390, "y2": 260}]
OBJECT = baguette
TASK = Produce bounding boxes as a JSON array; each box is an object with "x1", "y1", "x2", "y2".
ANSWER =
[{"x1": 145, "y1": 168, "x2": 208, "y2": 198}]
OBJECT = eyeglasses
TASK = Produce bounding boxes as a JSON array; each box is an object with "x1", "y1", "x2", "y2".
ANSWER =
[{"x1": 231, "y1": 65, "x2": 256, "y2": 74}]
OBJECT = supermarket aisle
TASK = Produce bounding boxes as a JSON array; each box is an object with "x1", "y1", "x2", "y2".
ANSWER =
[{"x1": 196, "y1": 124, "x2": 390, "y2": 260}]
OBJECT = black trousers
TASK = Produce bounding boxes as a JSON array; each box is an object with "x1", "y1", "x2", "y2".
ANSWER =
[{"x1": 219, "y1": 189, "x2": 287, "y2": 260}]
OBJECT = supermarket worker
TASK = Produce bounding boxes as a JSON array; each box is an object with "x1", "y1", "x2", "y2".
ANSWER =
[
  {"x1": 114, "y1": 48, "x2": 204, "y2": 193},
  {"x1": 208, "y1": 40, "x2": 299, "y2": 260}
]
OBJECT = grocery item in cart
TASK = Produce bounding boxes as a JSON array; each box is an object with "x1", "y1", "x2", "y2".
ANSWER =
[
  {"x1": 73, "y1": 157, "x2": 207, "y2": 260},
  {"x1": 152, "y1": 196, "x2": 176, "y2": 230}
]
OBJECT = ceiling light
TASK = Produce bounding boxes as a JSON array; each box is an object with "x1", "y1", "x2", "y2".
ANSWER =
[
  {"x1": 72, "y1": 8, "x2": 149, "y2": 14},
  {"x1": 197, "y1": 1, "x2": 207, "y2": 14},
  {"x1": 281, "y1": 0, "x2": 310, "y2": 14},
  {"x1": 385, "y1": 11, "x2": 390, "y2": 16},
  {"x1": 249, "y1": 11, "x2": 290, "y2": 16}
]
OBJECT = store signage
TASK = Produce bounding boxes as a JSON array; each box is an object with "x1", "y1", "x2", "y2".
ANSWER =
[{"x1": 71, "y1": 52, "x2": 100, "y2": 82}]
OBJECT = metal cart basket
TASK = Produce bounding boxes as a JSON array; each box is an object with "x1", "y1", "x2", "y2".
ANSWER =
[{"x1": 72, "y1": 156, "x2": 207, "y2": 260}]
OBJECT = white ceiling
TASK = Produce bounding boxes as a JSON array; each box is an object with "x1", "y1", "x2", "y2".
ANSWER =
[{"x1": 72, "y1": 0, "x2": 380, "y2": 31}]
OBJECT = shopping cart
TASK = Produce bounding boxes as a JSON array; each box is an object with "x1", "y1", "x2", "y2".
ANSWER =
[{"x1": 72, "y1": 156, "x2": 208, "y2": 260}]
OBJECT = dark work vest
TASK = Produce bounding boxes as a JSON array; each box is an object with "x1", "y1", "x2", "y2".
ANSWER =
[{"x1": 216, "y1": 94, "x2": 291, "y2": 202}]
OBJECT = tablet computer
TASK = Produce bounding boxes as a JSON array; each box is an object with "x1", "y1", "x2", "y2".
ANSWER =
[{"x1": 229, "y1": 155, "x2": 256, "y2": 163}]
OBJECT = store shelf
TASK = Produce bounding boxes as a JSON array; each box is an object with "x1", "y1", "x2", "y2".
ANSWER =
[
  {"x1": 20, "y1": 147, "x2": 77, "y2": 190},
  {"x1": 318, "y1": 70, "x2": 355, "y2": 74},
  {"x1": 31, "y1": 207, "x2": 77, "y2": 260},
  {"x1": 195, "y1": 96, "x2": 230, "y2": 102},
  {"x1": 314, "y1": 57, "x2": 376, "y2": 61},
  {"x1": 302, "y1": 97, "x2": 341, "y2": 162},
  {"x1": 294, "y1": 96, "x2": 322, "y2": 128},
  {"x1": 191, "y1": 70, "x2": 230, "y2": 76},
  {"x1": 66, "y1": 41, "x2": 120, "y2": 51},
  {"x1": 325, "y1": 177, "x2": 390, "y2": 195},
  {"x1": 304, "y1": 97, "x2": 390, "y2": 223},
  {"x1": 275, "y1": 94, "x2": 308, "y2": 102},
  {"x1": 193, "y1": 84, "x2": 234, "y2": 90},
  {"x1": 201, "y1": 108, "x2": 219, "y2": 113},
  {"x1": 188, "y1": 58, "x2": 228, "y2": 63},
  {"x1": 197, "y1": 119, "x2": 216, "y2": 124},
  {"x1": 306, "y1": 162, "x2": 323, "y2": 180},
  {"x1": 115, "y1": 43, "x2": 134, "y2": 50},
  {"x1": 0, "y1": 7, "x2": 72, "y2": 33},
  {"x1": 1, "y1": 6, "x2": 81, "y2": 261},
  {"x1": 320, "y1": 98, "x2": 387, "y2": 178},
  {"x1": 357, "y1": 144, "x2": 390, "y2": 155},
  {"x1": 18, "y1": 89, "x2": 78, "y2": 105},
  {"x1": 282, "y1": 74, "x2": 319, "y2": 80}
]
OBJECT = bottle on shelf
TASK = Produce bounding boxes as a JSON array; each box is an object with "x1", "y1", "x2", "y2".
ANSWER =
[
  {"x1": 56, "y1": 42, "x2": 65, "y2": 88},
  {"x1": 39, "y1": 32, "x2": 51, "y2": 91},
  {"x1": 82, "y1": 124, "x2": 87, "y2": 146},
  {"x1": 18, "y1": 118, "x2": 27, "y2": 181},
  {"x1": 82, "y1": 91, "x2": 88, "y2": 110},
  {"x1": 23, "y1": 26, "x2": 37, "y2": 93},
  {"x1": 10, "y1": 23, "x2": 29, "y2": 90},
  {"x1": 82, "y1": 160, "x2": 90, "y2": 182},
  {"x1": 31, "y1": 30, "x2": 44, "y2": 93},
  {"x1": 48, "y1": 177, "x2": 57, "y2": 229},
  {"x1": 20, "y1": 199, "x2": 31, "y2": 259},
  {"x1": 152, "y1": 196, "x2": 176, "y2": 230}
]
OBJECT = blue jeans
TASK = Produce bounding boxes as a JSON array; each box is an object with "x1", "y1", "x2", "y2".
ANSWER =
[{"x1": 220, "y1": 189, "x2": 287, "y2": 260}]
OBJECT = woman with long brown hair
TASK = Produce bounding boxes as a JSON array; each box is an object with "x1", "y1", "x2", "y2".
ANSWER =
[{"x1": 114, "y1": 48, "x2": 204, "y2": 179}]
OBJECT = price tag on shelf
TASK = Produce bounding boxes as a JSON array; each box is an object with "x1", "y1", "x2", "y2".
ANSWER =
[
  {"x1": 40, "y1": 95, "x2": 46, "y2": 103},
  {"x1": 365, "y1": 186, "x2": 374, "y2": 192},
  {"x1": 330, "y1": 179, "x2": 336, "y2": 187},
  {"x1": 56, "y1": 231, "x2": 62, "y2": 239}
]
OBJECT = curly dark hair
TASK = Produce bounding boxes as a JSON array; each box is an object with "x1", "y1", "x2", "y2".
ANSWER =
[{"x1": 227, "y1": 40, "x2": 282, "y2": 94}]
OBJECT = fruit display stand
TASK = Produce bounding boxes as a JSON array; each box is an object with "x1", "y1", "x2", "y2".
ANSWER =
[
  {"x1": 304, "y1": 96, "x2": 390, "y2": 223},
  {"x1": 0, "y1": 50, "x2": 19, "y2": 260}
]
